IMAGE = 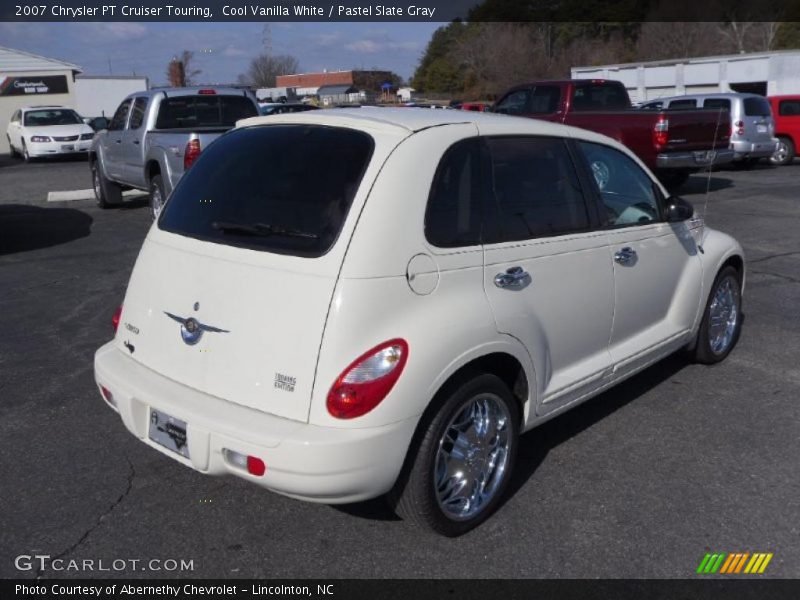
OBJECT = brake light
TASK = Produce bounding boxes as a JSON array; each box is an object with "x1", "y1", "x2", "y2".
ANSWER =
[
  {"x1": 653, "y1": 116, "x2": 669, "y2": 147},
  {"x1": 198, "y1": 89, "x2": 216, "y2": 95},
  {"x1": 327, "y1": 339, "x2": 409, "y2": 419},
  {"x1": 184, "y1": 139, "x2": 201, "y2": 170},
  {"x1": 735, "y1": 120, "x2": 745, "y2": 136},
  {"x1": 112, "y1": 305, "x2": 122, "y2": 333}
]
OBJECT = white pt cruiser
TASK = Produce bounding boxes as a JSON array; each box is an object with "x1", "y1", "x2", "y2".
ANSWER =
[{"x1": 95, "y1": 109, "x2": 744, "y2": 536}]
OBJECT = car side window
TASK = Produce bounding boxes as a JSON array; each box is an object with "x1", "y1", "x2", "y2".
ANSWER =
[
  {"x1": 577, "y1": 141, "x2": 661, "y2": 228},
  {"x1": 485, "y1": 136, "x2": 590, "y2": 242},
  {"x1": 669, "y1": 99, "x2": 697, "y2": 109},
  {"x1": 108, "y1": 99, "x2": 132, "y2": 131},
  {"x1": 494, "y1": 89, "x2": 531, "y2": 115},
  {"x1": 129, "y1": 98, "x2": 149, "y2": 129},
  {"x1": 11, "y1": 110, "x2": 21, "y2": 123},
  {"x1": 778, "y1": 100, "x2": 800, "y2": 116},
  {"x1": 425, "y1": 138, "x2": 483, "y2": 248}
]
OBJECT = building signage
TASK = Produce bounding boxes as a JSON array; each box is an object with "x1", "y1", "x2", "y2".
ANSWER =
[{"x1": 0, "y1": 75, "x2": 69, "y2": 96}]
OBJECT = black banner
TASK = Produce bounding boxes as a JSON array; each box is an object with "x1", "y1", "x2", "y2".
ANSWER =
[
  {"x1": 0, "y1": 0, "x2": 798, "y2": 22},
  {"x1": 3, "y1": 579, "x2": 800, "y2": 600},
  {"x1": 0, "y1": 75, "x2": 69, "y2": 97}
]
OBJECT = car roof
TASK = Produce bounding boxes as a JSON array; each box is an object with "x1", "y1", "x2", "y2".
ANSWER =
[
  {"x1": 21, "y1": 105, "x2": 68, "y2": 110},
  {"x1": 658, "y1": 92, "x2": 762, "y2": 102}
]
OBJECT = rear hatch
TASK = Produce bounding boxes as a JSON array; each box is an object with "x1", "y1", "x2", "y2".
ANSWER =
[
  {"x1": 739, "y1": 96, "x2": 775, "y2": 144},
  {"x1": 117, "y1": 123, "x2": 376, "y2": 422}
]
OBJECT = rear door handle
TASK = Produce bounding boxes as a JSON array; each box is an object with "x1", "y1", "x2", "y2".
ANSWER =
[
  {"x1": 132, "y1": 140, "x2": 140, "y2": 145},
  {"x1": 494, "y1": 266, "x2": 530, "y2": 288},
  {"x1": 614, "y1": 247, "x2": 637, "y2": 265}
]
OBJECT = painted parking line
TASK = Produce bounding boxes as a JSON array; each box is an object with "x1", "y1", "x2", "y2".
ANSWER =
[{"x1": 47, "y1": 189, "x2": 144, "y2": 202}]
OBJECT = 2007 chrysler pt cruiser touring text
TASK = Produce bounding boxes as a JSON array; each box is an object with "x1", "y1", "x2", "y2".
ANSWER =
[{"x1": 94, "y1": 108, "x2": 745, "y2": 536}]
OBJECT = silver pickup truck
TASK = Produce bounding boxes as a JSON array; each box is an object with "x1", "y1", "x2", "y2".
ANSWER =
[{"x1": 90, "y1": 87, "x2": 258, "y2": 218}]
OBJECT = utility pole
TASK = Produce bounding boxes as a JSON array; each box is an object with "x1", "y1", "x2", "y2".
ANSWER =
[{"x1": 262, "y1": 23, "x2": 272, "y2": 54}]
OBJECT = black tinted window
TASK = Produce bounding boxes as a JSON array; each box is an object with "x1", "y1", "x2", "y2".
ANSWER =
[
  {"x1": 494, "y1": 88, "x2": 530, "y2": 115},
  {"x1": 571, "y1": 83, "x2": 629, "y2": 111},
  {"x1": 669, "y1": 99, "x2": 697, "y2": 109},
  {"x1": 129, "y1": 97, "x2": 148, "y2": 129},
  {"x1": 109, "y1": 100, "x2": 131, "y2": 131},
  {"x1": 529, "y1": 86, "x2": 560, "y2": 114},
  {"x1": 425, "y1": 139, "x2": 482, "y2": 247},
  {"x1": 155, "y1": 95, "x2": 257, "y2": 129},
  {"x1": 704, "y1": 98, "x2": 731, "y2": 111},
  {"x1": 159, "y1": 125, "x2": 374, "y2": 258},
  {"x1": 486, "y1": 137, "x2": 589, "y2": 242},
  {"x1": 744, "y1": 97, "x2": 771, "y2": 117},
  {"x1": 779, "y1": 100, "x2": 800, "y2": 116}
]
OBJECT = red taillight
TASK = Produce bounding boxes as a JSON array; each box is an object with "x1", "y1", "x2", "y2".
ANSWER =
[
  {"x1": 198, "y1": 89, "x2": 216, "y2": 95},
  {"x1": 100, "y1": 386, "x2": 114, "y2": 405},
  {"x1": 112, "y1": 305, "x2": 122, "y2": 333},
  {"x1": 653, "y1": 116, "x2": 669, "y2": 147},
  {"x1": 735, "y1": 120, "x2": 745, "y2": 136},
  {"x1": 247, "y1": 456, "x2": 266, "y2": 476},
  {"x1": 327, "y1": 339, "x2": 409, "y2": 419},
  {"x1": 184, "y1": 139, "x2": 201, "y2": 170}
]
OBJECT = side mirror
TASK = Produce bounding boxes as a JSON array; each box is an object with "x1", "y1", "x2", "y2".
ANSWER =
[
  {"x1": 666, "y1": 196, "x2": 694, "y2": 222},
  {"x1": 90, "y1": 117, "x2": 109, "y2": 131}
]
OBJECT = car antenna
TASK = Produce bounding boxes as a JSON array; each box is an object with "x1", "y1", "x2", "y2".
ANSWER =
[{"x1": 703, "y1": 107, "x2": 725, "y2": 221}]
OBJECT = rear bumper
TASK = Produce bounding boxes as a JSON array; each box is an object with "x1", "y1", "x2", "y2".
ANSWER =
[
  {"x1": 731, "y1": 138, "x2": 779, "y2": 160},
  {"x1": 94, "y1": 342, "x2": 417, "y2": 503},
  {"x1": 656, "y1": 148, "x2": 735, "y2": 170}
]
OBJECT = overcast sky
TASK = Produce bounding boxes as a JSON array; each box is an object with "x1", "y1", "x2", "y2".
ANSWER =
[{"x1": 0, "y1": 22, "x2": 443, "y2": 85}]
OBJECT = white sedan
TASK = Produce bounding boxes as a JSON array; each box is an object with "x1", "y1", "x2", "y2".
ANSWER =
[{"x1": 6, "y1": 106, "x2": 95, "y2": 161}]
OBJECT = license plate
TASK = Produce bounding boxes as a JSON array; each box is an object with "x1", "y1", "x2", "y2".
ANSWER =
[
  {"x1": 757, "y1": 124, "x2": 767, "y2": 133},
  {"x1": 61, "y1": 144, "x2": 74, "y2": 151},
  {"x1": 148, "y1": 409, "x2": 190, "y2": 458},
  {"x1": 694, "y1": 150, "x2": 715, "y2": 163}
]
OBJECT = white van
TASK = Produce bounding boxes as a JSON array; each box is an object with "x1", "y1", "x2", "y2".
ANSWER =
[
  {"x1": 95, "y1": 109, "x2": 745, "y2": 536},
  {"x1": 640, "y1": 93, "x2": 778, "y2": 163}
]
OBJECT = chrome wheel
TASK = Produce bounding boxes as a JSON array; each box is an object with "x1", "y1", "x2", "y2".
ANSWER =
[
  {"x1": 150, "y1": 184, "x2": 164, "y2": 220},
  {"x1": 770, "y1": 140, "x2": 789, "y2": 165},
  {"x1": 590, "y1": 160, "x2": 610, "y2": 190},
  {"x1": 434, "y1": 395, "x2": 511, "y2": 520},
  {"x1": 708, "y1": 275, "x2": 740, "y2": 355},
  {"x1": 93, "y1": 167, "x2": 102, "y2": 201}
]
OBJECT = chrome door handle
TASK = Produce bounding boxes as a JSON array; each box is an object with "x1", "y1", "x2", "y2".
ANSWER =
[
  {"x1": 614, "y1": 247, "x2": 637, "y2": 265},
  {"x1": 494, "y1": 266, "x2": 529, "y2": 288}
]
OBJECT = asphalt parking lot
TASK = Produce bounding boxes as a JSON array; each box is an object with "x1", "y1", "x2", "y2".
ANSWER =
[{"x1": 1, "y1": 155, "x2": 798, "y2": 579}]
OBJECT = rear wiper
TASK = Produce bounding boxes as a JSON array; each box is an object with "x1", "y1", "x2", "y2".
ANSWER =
[{"x1": 212, "y1": 221, "x2": 318, "y2": 239}]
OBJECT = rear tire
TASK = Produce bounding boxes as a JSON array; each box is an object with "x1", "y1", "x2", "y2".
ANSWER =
[
  {"x1": 770, "y1": 137, "x2": 795, "y2": 166},
  {"x1": 388, "y1": 373, "x2": 520, "y2": 536},
  {"x1": 149, "y1": 174, "x2": 166, "y2": 220},
  {"x1": 692, "y1": 266, "x2": 743, "y2": 364},
  {"x1": 92, "y1": 160, "x2": 122, "y2": 208}
]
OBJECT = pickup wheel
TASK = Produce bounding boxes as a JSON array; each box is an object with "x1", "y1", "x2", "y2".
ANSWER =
[
  {"x1": 770, "y1": 137, "x2": 795, "y2": 166},
  {"x1": 148, "y1": 174, "x2": 166, "y2": 220},
  {"x1": 692, "y1": 266, "x2": 743, "y2": 364},
  {"x1": 388, "y1": 373, "x2": 520, "y2": 536},
  {"x1": 92, "y1": 160, "x2": 122, "y2": 208}
]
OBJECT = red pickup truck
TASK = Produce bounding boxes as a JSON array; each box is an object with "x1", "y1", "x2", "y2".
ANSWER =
[{"x1": 492, "y1": 79, "x2": 735, "y2": 187}]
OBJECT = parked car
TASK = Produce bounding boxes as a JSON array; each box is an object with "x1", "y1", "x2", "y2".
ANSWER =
[
  {"x1": 259, "y1": 103, "x2": 319, "y2": 116},
  {"x1": 90, "y1": 87, "x2": 259, "y2": 218},
  {"x1": 640, "y1": 93, "x2": 778, "y2": 165},
  {"x1": 460, "y1": 102, "x2": 490, "y2": 112},
  {"x1": 767, "y1": 95, "x2": 800, "y2": 165},
  {"x1": 94, "y1": 109, "x2": 744, "y2": 536},
  {"x1": 492, "y1": 79, "x2": 735, "y2": 188},
  {"x1": 6, "y1": 106, "x2": 95, "y2": 161}
]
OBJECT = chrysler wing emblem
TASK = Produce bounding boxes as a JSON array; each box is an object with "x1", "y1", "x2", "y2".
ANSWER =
[{"x1": 164, "y1": 312, "x2": 229, "y2": 345}]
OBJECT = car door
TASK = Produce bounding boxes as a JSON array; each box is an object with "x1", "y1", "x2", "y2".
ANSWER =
[
  {"x1": 121, "y1": 96, "x2": 149, "y2": 186},
  {"x1": 481, "y1": 136, "x2": 615, "y2": 415},
  {"x1": 575, "y1": 140, "x2": 703, "y2": 377},
  {"x1": 101, "y1": 98, "x2": 132, "y2": 180}
]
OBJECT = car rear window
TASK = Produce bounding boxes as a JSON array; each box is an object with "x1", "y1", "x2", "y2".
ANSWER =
[
  {"x1": 571, "y1": 83, "x2": 629, "y2": 111},
  {"x1": 155, "y1": 94, "x2": 257, "y2": 129},
  {"x1": 158, "y1": 125, "x2": 374, "y2": 258},
  {"x1": 744, "y1": 97, "x2": 771, "y2": 117}
]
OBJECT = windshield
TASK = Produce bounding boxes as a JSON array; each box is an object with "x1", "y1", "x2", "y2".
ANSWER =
[
  {"x1": 155, "y1": 94, "x2": 257, "y2": 129},
  {"x1": 158, "y1": 125, "x2": 375, "y2": 257},
  {"x1": 23, "y1": 109, "x2": 83, "y2": 126}
]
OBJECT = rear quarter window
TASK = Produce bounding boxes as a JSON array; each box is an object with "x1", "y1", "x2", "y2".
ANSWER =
[
  {"x1": 158, "y1": 125, "x2": 374, "y2": 258},
  {"x1": 704, "y1": 99, "x2": 731, "y2": 111},
  {"x1": 744, "y1": 97, "x2": 771, "y2": 117}
]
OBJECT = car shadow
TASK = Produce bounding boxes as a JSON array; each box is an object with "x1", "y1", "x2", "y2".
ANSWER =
[
  {"x1": 0, "y1": 204, "x2": 93, "y2": 255},
  {"x1": 332, "y1": 352, "x2": 691, "y2": 524},
  {"x1": 0, "y1": 154, "x2": 89, "y2": 168},
  {"x1": 679, "y1": 174, "x2": 734, "y2": 195}
]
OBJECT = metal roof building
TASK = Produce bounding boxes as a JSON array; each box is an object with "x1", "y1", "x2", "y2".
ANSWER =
[{"x1": 572, "y1": 50, "x2": 800, "y2": 104}]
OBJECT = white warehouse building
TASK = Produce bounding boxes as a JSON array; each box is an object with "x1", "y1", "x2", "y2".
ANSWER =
[{"x1": 572, "y1": 50, "x2": 800, "y2": 104}]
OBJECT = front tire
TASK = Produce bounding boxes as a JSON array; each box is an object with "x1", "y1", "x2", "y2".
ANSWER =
[
  {"x1": 389, "y1": 373, "x2": 520, "y2": 536},
  {"x1": 692, "y1": 266, "x2": 743, "y2": 364},
  {"x1": 7, "y1": 136, "x2": 18, "y2": 159},
  {"x1": 92, "y1": 160, "x2": 122, "y2": 208},
  {"x1": 21, "y1": 141, "x2": 31, "y2": 162},
  {"x1": 770, "y1": 137, "x2": 795, "y2": 166},
  {"x1": 149, "y1": 174, "x2": 166, "y2": 220}
]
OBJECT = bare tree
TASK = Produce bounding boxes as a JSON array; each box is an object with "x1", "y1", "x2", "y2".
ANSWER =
[
  {"x1": 750, "y1": 22, "x2": 781, "y2": 51},
  {"x1": 238, "y1": 54, "x2": 300, "y2": 88},
  {"x1": 636, "y1": 22, "x2": 730, "y2": 61},
  {"x1": 166, "y1": 50, "x2": 201, "y2": 87},
  {"x1": 717, "y1": 21, "x2": 757, "y2": 54}
]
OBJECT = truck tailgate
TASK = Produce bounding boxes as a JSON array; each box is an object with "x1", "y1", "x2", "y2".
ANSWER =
[{"x1": 662, "y1": 109, "x2": 730, "y2": 151}]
